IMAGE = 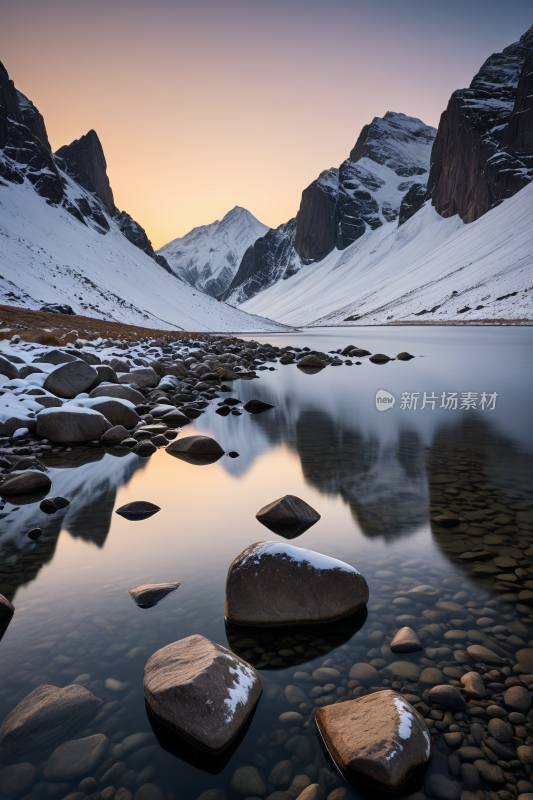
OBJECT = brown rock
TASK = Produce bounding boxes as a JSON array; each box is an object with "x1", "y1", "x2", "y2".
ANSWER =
[
  {"x1": 1, "y1": 471, "x2": 51, "y2": 496},
  {"x1": 466, "y1": 645, "x2": 505, "y2": 666},
  {"x1": 268, "y1": 760, "x2": 294, "y2": 791},
  {"x1": 127, "y1": 583, "x2": 181, "y2": 608},
  {"x1": 461, "y1": 671, "x2": 487, "y2": 698},
  {"x1": 488, "y1": 718, "x2": 513, "y2": 742},
  {"x1": 44, "y1": 733, "x2": 109, "y2": 780},
  {"x1": 407, "y1": 585, "x2": 441, "y2": 604},
  {"x1": 473, "y1": 759, "x2": 505, "y2": 784},
  {"x1": 315, "y1": 690, "x2": 431, "y2": 791},
  {"x1": 143, "y1": 634, "x2": 262, "y2": 752},
  {"x1": 427, "y1": 684, "x2": 466, "y2": 711},
  {"x1": 0, "y1": 762, "x2": 37, "y2": 798},
  {"x1": 390, "y1": 627, "x2": 423, "y2": 653},
  {"x1": 225, "y1": 541, "x2": 368, "y2": 626},
  {"x1": 0, "y1": 684, "x2": 102, "y2": 759},
  {"x1": 516, "y1": 650, "x2": 533, "y2": 672},
  {"x1": 297, "y1": 787, "x2": 325, "y2": 800},
  {"x1": 505, "y1": 685, "x2": 532, "y2": 714},
  {"x1": 348, "y1": 663, "x2": 379, "y2": 686}
]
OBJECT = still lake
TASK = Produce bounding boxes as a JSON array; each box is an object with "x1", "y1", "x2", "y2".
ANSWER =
[{"x1": 0, "y1": 326, "x2": 532, "y2": 800}]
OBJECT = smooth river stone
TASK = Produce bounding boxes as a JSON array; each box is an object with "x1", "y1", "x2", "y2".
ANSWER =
[
  {"x1": 383, "y1": 662, "x2": 421, "y2": 682},
  {"x1": 504, "y1": 686, "x2": 532, "y2": 714},
  {"x1": 166, "y1": 435, "x2": 224, "y2": 457},
  {"x1": 407, "y1": 585, "x2": 441, "y2": 604},
  {"x1": 466, "y1": 645, "x2": 505, "y2": 666},
  {"x1": 255, "y1": 495, "x2": 320, "y2": 529},
  {"x1": 0, "y1": 684, "x2": 102, "y2": 759},
  {"x1": 460, "y1": 672, "x2": 487, "y2": 698},
  {"x1": 127, "y1": 583, "x2": 182, "y2": 608},
  {"x1": 349, "y1": 663, "x2": 379, "y2": 687},
  {"x1": 316, "y1": 690, "x2": 431, "y2": 791},
  {"x1": 390, "y1": 627, "x2": 423, "y2": 653},
  {"x1": 427, "y1": 685, "x2": 466, "y2": 711},
  {"x1": 224, "y1": 541, "x2": 368, "y2": 626},
  {"x1": 143, "y1": 634, "x2": 262, "y2": 752},
  {"x1": 44, "y1": 734, "x2": 109, "y2": 780}
]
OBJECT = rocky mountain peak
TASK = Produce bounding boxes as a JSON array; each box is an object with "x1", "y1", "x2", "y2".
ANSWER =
[
  {"x1": 16, "y1": 90, "x2": 50, "y2": 151},
  {"x1": 349, "y1": 111, "x2": 436, "y2": 177},
  {"x1": 55, "y1": 129, "x2": 115, "y2": 214}
]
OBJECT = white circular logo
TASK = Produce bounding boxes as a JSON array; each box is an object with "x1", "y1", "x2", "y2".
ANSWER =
[{"x1": 375, "y1": 389, "x2": 396, "y2": 411}]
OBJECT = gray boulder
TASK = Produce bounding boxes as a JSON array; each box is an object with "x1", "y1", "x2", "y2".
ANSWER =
[
  {"x1": 0, "y1": 416, "x2": 37, "y2": 437},
  {"x1": 143, "y1": 634, "x2": 262, "y2": 752},
  {"x1": 1, "y1": 471, "x2": 51, "y2": 495},
  {"x1": 33, "y1": 350, "x2": 77, "y2": 366},
  {"x1": 256, "y1": 495, "x2": 320, "y2": 529},
  {"x1": 128, "y1": 583, "x2": 181, "y2": 608},
  {"x1": 225, "y1": 541, "x2": 368, "y2": 626},
  {"x1": 166, "y1": 435, "x2": 224, "y2": 457},
  {"x1": 118, "y1": 368, "x2": 157, "y2": 389},
  {"x1": 101, "y1": 425, "x2": 131, "y2": 444},
  {"x1": 44, "y1": 361, "x2": 98, "y2": 399},
  {"x1": 36, "y1": 408, "x2": 109, "y2": 443},
  {"x1": 89, "y1": 384, "x2": 145, "y2": 405},
  {"x1": 0, "y1": 356, "x2": 20, "y2": 380},
  {"x1": 89, "y1": 400, "x2": 140, "y2": 427},
  {"x1": 0, "y1": 684, "x2": 102, "y2": 759},
  {"x1": 95, "y1": 365, "x2": 118, "y2": 384}
]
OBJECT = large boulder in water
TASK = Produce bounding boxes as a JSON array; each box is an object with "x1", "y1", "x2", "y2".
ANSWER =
[
  {"x1": 43, "y1": 361, "x2": 98, "y2": 399},
  {"x1": 256, "y1": 495, "x2": 320, "y2": 538},
  {"x1": 315, "y1": 690, "x2": 432, "y2": 791},
  {"x1": 166, "y1": 435, "x2": 224, "y2": 463},
  {"x1": 36, "y1": 408, "x2": 109, "y2": 443},
  {"x1": 89, "y1": 399, "x2": 140, "y2": 427},
  {"x1": 225, "y1": 542, "x2": 368, "y2": 626},
  {"x1": 0, "y1": 684, "x2": 102, "y2": 759},
  {"x1": 297, "y1": 355, "x2": 324, "y2": 370},
  {"x1": 143, "y1": 634, "x2": 262, "y2": 752},
  {"x1": 1, "y1": 471, "x2": 51, "y2": 496}
]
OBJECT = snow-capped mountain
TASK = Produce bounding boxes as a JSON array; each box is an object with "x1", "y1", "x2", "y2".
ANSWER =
[
  {"x1": 0, "y1": 60, "x2": 290, "y2": 332},
  {"x1": 158, "y1": 206, "x2": 269, "y2": 298},
  {"x1": 237, "y1": 25, "x2": 533, "y2": 326},
  {"x1": 240, "y1": 180, "x2": 533, "y2": 325},
  {"x1": 222, "y1": 112, "x2": 436, "y2": 305}
]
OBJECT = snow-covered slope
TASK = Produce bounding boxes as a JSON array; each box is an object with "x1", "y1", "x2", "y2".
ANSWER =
[
  {"x1": 158, "y1": 206, "x2": 269, "y2": 298},
  {"x1": 0, "y1": 177, "x2": 291, "y2": 332},
  {"x1": 240, "y1": 182, "x2": 533, "y2": 325}
]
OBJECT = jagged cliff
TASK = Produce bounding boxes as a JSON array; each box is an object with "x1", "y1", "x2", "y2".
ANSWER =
[
  {"x1": 427, "y1": 25, "x2": 533, "y2": 222},
  {"x1": 55, "y1": 129, "x2": 115, "y2": 214}
]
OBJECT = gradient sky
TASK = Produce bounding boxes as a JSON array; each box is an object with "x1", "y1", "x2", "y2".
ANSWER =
[{"x1": 1, "y1": 0, "x2": 531, "y2": 248}]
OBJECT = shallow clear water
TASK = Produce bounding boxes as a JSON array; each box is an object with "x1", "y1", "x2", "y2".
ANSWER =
[{"x1": 0, "y1": 326, "x2": 532, "y2": 800}]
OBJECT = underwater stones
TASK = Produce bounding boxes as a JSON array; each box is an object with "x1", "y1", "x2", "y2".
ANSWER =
[
  {"x1": 515, "y1": 649, "x2": 533, "y2": 672},
  {"x1": 0, "y1": 684, "x2": 102, "y2": 759},
  {"x1": 127, "y1": 583, "x2": 181, "y2": 608},
  {"x1": 43, "y1": 361, "x2": 98, "y2": 399},
  {"x1": 460, "y1": 672, "x2": 487, "y2": 698},
  {"x1": 143, "y1": 634, "x2": 262, "y2": 753},
  {"x1": 231, "y1": 766, "x2": 267, "y2": 796},
  {"x1": 44, "y1": 734, "x2": 109, "y2": 780},
  {"x1": 504, "y1": 685, "x2": 532, "y2": 714},
  {"x1": 36, "y1": 408, "x2": 108, "y2": 443},
  {"x1": 115, "y1": 501, "x2": 160, "y2": 520},
  {"x1": 0, "y1": 763, "x2": 38, "y2": 798},
  {"x1": 384, "y1": 662, "x2": 421, "y2": 682},
  {"x1": 255, "y1": 495, "x2": 320, "y2": 537},
  {"x1": 225, "y1": 541, "x2": 368, "y2": 626},
  {"x1": 1, "y1": 470, "x2": 51, "y2": 495},
  {"x1": 407, "y1": 585, "x2": 441, "y2": 604},
  {"x1": 466, "y1": 645, "x2": 505, "y2": 666},
  {"x1": 243, "y1": 399, "x2": 274, "y2": 414},
  {"x1": 390, "y1": 627, "x2": 423, "y2": 653},
  {"x1": 427, "y1": 685, "x2": 466, "y2": 711},
  {"x1": 348, "y1": 663, "x2": 379, "y2": 686},
  {"x1": 268, "y1": 759, "x2": 294, "y2": 790},
  {"x1": 315, "y1": 690, "x2": 431, "y2": 792}
]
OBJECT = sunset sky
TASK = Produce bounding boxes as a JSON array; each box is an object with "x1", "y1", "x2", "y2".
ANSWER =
[{"x1": 1, "y1": 0, "x2": 531, "y2": 249}]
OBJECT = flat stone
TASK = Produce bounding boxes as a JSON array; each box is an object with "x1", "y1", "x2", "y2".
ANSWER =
[
  {"x1": 143, "y1": 634, "x2": 262, "y2": 752},
  {"x1": 1, "y1": 471, "x2": 51, "y2": 496},
  {"x1": 504, "y1": 685, "x2": 532, "y2": 714},
  {"x1": 44, "y1": 734, "x2": 109, "y2": 780},
  {"x1": 128, "y1": 583, "x2": 181, "y2": 608},
  {"x1": 0, "y1": 684, "x2": 102, "y2": 759},
  {"x1": 390, "y1": 627, "x2": 423, "y2": 653},
  {"x1": 466, "y1": 645, "x2": 505, "y2": 666},
  {"x1": 487, "y1": 718, "x2": 513, "y2": 742},
  {"x1": 473, "y1": 760, "x2": 505, "y2": 785},
  {"x1": 427, "y1": 685, "x2": 466, "y2": 711},
  {"x1": 0, "y1": 762, "x2": 38, "y2": 798},
  {"x1": 460, "y1": 672, "x2": 487, "y2": 698},
  {"x1": 43, "y1": 361, "x2": 98, "y2": 399},
  {"x1": 407, "y1": 585, "x2": 441, "y2": 604},
  {"x1": 384, "y1": 661, "x2": 421, "y2": 681},
  {"x1": 315, "y1": 690, "x2": 431, "y2": 791},
  {"x1": 312, "y1": 668, "x2": 340, "y2": 683},
  {"x1": 279, "y1": 711, "x2": 304, "y2": 725},
  {"x1": 115, "y1": 501, "x2": 161, "y2": 519},
  {"x1": 225, "y1": 541, "x2": 368, "y2": 626}
]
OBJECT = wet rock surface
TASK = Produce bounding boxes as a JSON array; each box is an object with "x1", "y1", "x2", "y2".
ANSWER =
[{"x1": 128, "y1": 583, "x2": 182, "y2": 608}]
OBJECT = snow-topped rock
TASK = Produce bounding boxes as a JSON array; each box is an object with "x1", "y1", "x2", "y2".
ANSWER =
[
  {"x1": 158, "y1": 206, "x2": 269, "y2": 298},
  {"x1": 316, "y1": 690, "x2": 432, "y2": 791},
  {"x1": 225, "y1": 541, "x2": 368, "y2": 626},
  {"x1": 143, "y1": 634, "x2": 262, "y2": 752}
]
